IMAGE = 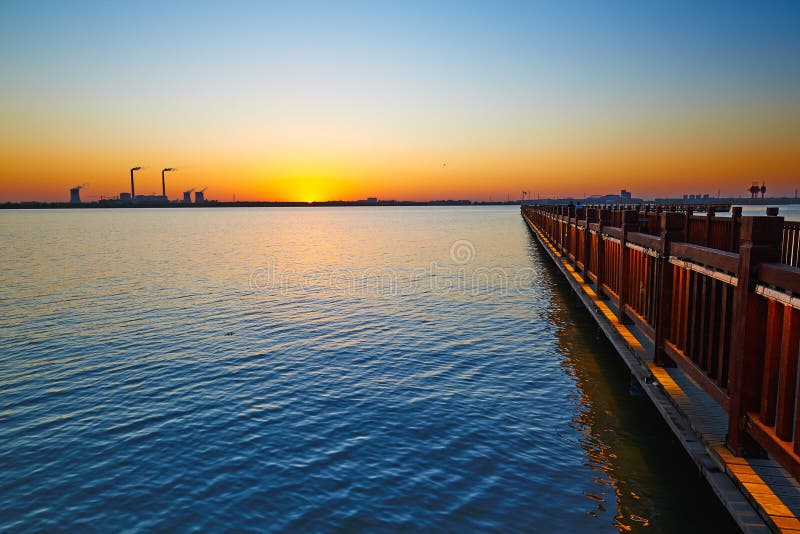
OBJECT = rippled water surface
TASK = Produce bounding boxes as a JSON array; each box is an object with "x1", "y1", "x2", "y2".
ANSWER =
[
  {"x1": 736, "y1": 203, "x2": 800, "y2": 220},
  {"x1": 1, "y1": 207, "x2": 736, "y2": 532}
]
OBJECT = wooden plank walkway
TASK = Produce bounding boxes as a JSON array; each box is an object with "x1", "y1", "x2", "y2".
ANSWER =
[
  {"x1": 524, "y1": 214, "x2": 800, "y2": 532},
  {"x1": 654, "y1": 365, "x2": 800, "y2": 531}
]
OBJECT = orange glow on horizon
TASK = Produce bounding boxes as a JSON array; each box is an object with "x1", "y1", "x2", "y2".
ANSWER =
[
  {"x1": 2, "y1": 98, "x2": 799, "y2": 202},
  {"x1": 2, "y1": 134, "x2": 799, "y2": 203}
]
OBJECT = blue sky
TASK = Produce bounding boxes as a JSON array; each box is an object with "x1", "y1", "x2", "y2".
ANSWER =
[{"x1": 1, "y1": 1, "x2": 798, "y2": 200}]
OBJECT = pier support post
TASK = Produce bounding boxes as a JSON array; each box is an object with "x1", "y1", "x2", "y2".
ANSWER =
[
  {"x1": 727, "y1": 216, "x2": 785, "y2": 455},
  {"x1": 617, "y1": 210, "x2": 639, "y2": 323},
  {"x1": 654, "y1": 212, "x2": 686, "y2": 366}
]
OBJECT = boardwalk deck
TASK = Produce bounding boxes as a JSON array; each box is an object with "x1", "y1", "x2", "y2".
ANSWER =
[{"x1": 523, "y1": 210, "x2": 800, "y2": 532}]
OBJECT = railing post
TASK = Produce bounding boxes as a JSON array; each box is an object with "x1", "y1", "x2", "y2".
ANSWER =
[
  {"x1": 654, "y1": 205, "x2": 663, "y2": 235},
  {"x1": 596, "y1": 209, "x2": 611, "y2": 299},
  {"x1": 554, "y1": 206, "x2": 560, "y2": 251},
  {"x1": 617, "y1": 210, "x2": 639, "y2": 323},
  {"x1": 574, "y1": 207, "x2": 586, "y2": 267},
  {"x1": 654, "y1": 212, "x2": 686, "y2": 365},
  {"x1": 704, "y1": 207, "x2": 716, "y2": 247},
  {"x1": 584, "y1": 208, "x2": 596, "y2": 281},
  {"x1": 729, "y1": 206, "x2": 742, "y2": 251},
  {"x1": 727, "y1": 216, "x2": 785, "y2": 455}
]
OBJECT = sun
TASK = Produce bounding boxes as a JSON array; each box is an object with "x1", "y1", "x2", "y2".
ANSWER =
[
  {"x1": 289, "y1": 177, "x2": 340, "y2": 203},
  {"x1": 253, "y1": 163, "x2": 358, "y2": 202}
]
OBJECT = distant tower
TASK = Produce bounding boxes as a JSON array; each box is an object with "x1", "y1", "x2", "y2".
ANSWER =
[
  {"x1": 749, "y1": 182, "x2": 760, "y2": 200},
  {"x1": 161, "y1": 168, "x2": 174, "y2": 198},
  {"x1": 760, "y1": 182, "x2": 767, "y2": 199},
  {"x1": 194, "y1": 187, "x2": 207, "y2": 204},
  {"x1": 70, "y1": 186, "x2": 81, "y2": 204},
  {"x1": 130, "y1": 166, "x2": 142, "y2": 200}
]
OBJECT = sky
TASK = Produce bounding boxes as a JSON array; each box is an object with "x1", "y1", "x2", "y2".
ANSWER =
[{"x1": 1, "y1": 0, "x2": 799, "y2": 202}]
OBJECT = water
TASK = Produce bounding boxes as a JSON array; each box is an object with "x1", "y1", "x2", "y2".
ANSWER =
[
  {"x1": 0, "y1": 207, "x2": 736, "y2": 532},
  {"x1": 723, "y1": 203, "x2": 800, "y2": 220}
]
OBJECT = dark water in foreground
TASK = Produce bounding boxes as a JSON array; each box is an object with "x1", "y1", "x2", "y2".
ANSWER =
[{"x1": 0, "y1": 207, "x2": 736, "y2": 532}]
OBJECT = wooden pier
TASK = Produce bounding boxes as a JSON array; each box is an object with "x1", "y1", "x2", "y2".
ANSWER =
[{"x1": 522, "y1": 204, "x2": 800, "y2": 532}]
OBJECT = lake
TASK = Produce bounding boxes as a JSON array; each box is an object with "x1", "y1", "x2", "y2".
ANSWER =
[
  {"x1": 725, "y1": 203, "x2": 800, "y2": 220},
  {"x1": 0, "y1": 207, "x2": 736, "y2": 532}
]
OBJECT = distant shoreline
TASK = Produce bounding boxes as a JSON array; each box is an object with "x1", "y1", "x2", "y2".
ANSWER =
[
  {"x1": 2, "y1": 198, "x2": 798, "y2": 209},
  {"x1": 0, "y1": 200, "x2": 494, "y2": 209}
]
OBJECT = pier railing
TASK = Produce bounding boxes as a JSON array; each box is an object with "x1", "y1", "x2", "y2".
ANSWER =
[
  {"x1": 537, "y1": 203, "x2": 800, "y2": 266},
  {"x1": 783, "y1": 221, "x2": 800, "y2": 267},
  {"x1": 522, "y1": 204, "x2": 800, "y2": 478}
]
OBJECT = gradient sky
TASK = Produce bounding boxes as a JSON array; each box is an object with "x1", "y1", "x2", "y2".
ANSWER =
[{"x1": 1, "y1": 0, "x2": 799, "y2": 202}]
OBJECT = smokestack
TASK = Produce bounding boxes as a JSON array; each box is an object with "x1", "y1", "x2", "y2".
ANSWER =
[
  {"x1": 70, "y1": 183, "x2": 87, "y2": 204},
  {"x1": 161, "y1": 168, "x2": 174, "y2": 198},
  {"x1": 130, "y1": 166, "x2": 142, "y2": 200},
  {"x1": 195, "y1": 187, "x2": 207, "y2": 204}
]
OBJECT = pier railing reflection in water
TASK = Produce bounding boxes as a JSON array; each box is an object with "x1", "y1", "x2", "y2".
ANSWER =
[{"x1": 538, "y1": 244, "x2": 737, "y2": 533}]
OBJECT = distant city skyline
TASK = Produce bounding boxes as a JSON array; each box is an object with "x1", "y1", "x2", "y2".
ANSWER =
[{"x1": 1, "y1": 0, "x2": 799, "y2": 202}]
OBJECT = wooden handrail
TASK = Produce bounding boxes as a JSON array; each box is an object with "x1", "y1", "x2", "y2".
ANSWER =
[
  {"x1": 527, "y1": 203, "x2": 798, "y2": 265},
  {"x1": 627, "y1": 232, "x2": 661, "y2": 251},
  {"x1": 757, "y1": 263, "x2": 800, "y2": 295},
  {"x1": 669, "y1": 242, "x2": 740, "y2": 273}
]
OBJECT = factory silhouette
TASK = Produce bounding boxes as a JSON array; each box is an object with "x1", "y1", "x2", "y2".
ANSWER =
[
  {"x1": 69, "y1": 184, "x2": 86, "y2": 203},
  {"x1": 51, "y1": 176, "x2": 794, "y2": 210},
  {"x1": 70, "y1": 167, "x2": 212, "y2": 205}
]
